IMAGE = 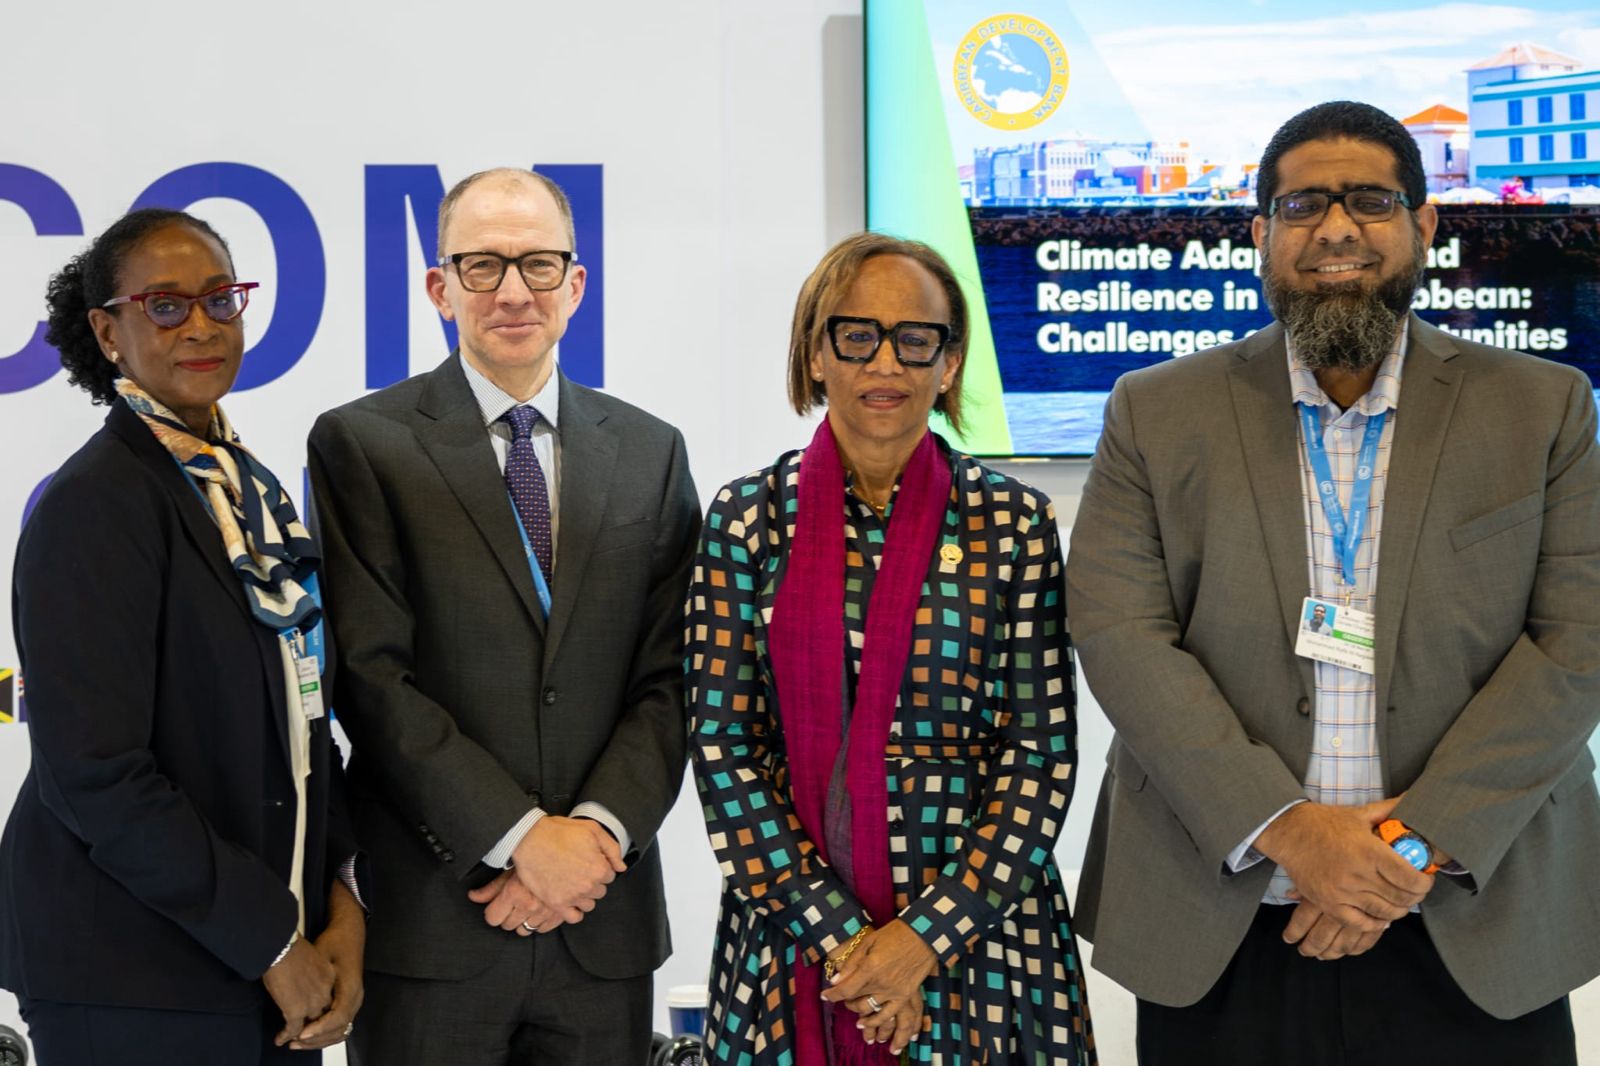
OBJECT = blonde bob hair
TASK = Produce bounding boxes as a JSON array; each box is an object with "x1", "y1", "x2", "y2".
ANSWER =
[{"x1": 786, "y1": 233, "x2": 968, "y2": 434}]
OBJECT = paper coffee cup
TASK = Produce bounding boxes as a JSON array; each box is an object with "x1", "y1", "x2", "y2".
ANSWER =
[{"x1": 666, "y1": 983, "x2": 709, "y2": 1038}]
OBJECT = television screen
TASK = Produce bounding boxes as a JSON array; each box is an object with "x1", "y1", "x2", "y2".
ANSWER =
[{"x1": 866, "y1": 1, "x2": 1600, "y2": 456}]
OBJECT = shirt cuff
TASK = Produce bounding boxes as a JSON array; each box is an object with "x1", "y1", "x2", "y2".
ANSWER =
[
  {"x1": 1225, "y1": 799, "x2": 1307, "y2": 873},
  {"x1": 483, "y1": 807, "x2": 547, "y2": 869},
  {"x1": 337, "y1": 854, "x2": 368, "y2": 912},
  {"x1": 572, "y1": 801, "x2": 633, "y2": 858}
]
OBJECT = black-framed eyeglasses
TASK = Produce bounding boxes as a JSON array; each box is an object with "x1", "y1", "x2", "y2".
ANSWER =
[
  {"x1": 438, "y1": 250, "x2": 575, "y2": 293},
  {"x1": 102, "y1": 282, "x2": 259, "y2": 329},
  {"x1": 826, "y1": 315, "x2": 952, "y2": 367},
  {"x1": 1268, "y1": 189, "x2": 1413, "y2": 227}
]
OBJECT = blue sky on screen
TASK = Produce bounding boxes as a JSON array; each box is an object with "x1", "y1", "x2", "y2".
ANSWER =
[{"x1": 929, "y1": 1, "x2": 1600, "y2": 169}]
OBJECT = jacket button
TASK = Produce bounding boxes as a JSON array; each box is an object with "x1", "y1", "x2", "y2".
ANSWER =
[
  {"x1": 889, "y1": 817, "x2": 906, "y2": 830},
  {"x1": 527, "y1": 789, "x2": 544, "y2": 807},
  {"x1": 1296, "y1": 697, "x2": 1311, "y2": 716},
  {"x1": 542, "y1": 687, "x2": 558, "y2": 706},
  {"x1": 441, "y1": 850, "x2": 455, "y2": 864},
  {"x1": 1387, "y1": 705, "x2": 1397, "y2": 714}
]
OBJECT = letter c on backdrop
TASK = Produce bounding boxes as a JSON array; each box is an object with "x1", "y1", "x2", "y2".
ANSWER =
[{"x1": 0, "y1": 165, "x2": 84, "y2": 394}]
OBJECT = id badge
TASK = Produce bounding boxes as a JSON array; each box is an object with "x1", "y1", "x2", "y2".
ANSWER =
[
  {"x1": 1295, "y1": 596, "x2": 1376, "y2": 674},
  {"x1": 295, "y1": 652, "x2": 326, "y2": 720}
]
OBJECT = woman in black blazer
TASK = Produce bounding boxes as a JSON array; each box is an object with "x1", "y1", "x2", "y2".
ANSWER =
[{"x1": 0, "y1": 209, "x2": 364, "y2": 1063}]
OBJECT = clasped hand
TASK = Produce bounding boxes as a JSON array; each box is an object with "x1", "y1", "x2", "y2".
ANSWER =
[
  {"x1": 818, "y1": 920, "x2": 938, "y2": 1056},
  {"x1": 261, "y1": 880, "x2": 365, "y2": 1050},
  {"x1": 1255, "y1": 796, "x2": 1437, "y2": 961},
  {"x1": 467, "y1": 816, "x2": 626, "y2": 935}
]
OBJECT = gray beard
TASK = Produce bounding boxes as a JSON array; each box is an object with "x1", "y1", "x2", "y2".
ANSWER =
[{"x1": 1262, "y1": 235, "x2": 1424, "y2": 374}]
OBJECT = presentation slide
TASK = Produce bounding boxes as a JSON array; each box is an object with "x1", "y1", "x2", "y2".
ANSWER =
[{"x1": 867, "y1": 0, "x2": 1600, "y2": 456}]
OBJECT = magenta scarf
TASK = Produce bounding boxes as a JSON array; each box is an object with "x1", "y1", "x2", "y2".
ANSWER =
[{"x1": 768, "y1": 416, "x2": 951, "y2": 1066}]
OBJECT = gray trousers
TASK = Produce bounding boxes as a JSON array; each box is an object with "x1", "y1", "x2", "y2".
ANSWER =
[{"x1": 350, "y1": 931, "x2": 653, "y2": 1066}]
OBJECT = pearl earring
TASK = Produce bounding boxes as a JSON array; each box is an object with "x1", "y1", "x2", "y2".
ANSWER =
[{"x1": 110, "y1": 350, "x2": 121, "y2": 363}]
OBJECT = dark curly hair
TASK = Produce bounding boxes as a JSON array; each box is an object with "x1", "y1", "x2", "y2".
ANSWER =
[
  {"x1": 45, "y1": 208, "x2": 234, "y2": 405},
  {"x1": 1256, "y1": 101, "x2": 1427, "y2": 217}
]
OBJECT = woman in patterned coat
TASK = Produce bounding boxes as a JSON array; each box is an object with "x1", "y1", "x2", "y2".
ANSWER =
[{"x1": 686, "y1": 233, "x2": 1095, "y2": 1065}]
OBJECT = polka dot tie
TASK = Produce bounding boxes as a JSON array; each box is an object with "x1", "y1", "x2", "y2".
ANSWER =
[{"x1": 501, "y1": 405, "x2": 553, "y2": 579}]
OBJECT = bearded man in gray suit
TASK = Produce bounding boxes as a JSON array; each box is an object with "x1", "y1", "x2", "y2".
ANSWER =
[
  {"x1": 1067, "y1": 101, "x2": 1600, "y2": 1064},
  {"x1": 309, "y1": 168, "x2": 698, "y2": 1064}
]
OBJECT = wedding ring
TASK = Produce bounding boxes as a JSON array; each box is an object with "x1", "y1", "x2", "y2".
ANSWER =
[
  {"x1": 520, "y1": 920, "x2": 536, "y2": 932},
  {"x1": 867, "y1": 995, "x2": 883, "y2": 1013},
  {"x1": 343, "y1": 1022, "x2": 354, "y2": 1036}
]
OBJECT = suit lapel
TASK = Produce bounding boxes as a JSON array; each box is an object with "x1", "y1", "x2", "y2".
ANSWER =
[
  {"x1": 1373, "y1": 317, "x2": 1462, "y2": 734},
  {"x1": 545, "y1": 375, "x2": 618, "y2": 666},
  {"x1": 109, "y1": 403, "x2": 255, "y2": 621},
  {"x1": 414, "y1": 354, "x2": 546, "y2": 634},
  {"x1": 1227, "y1": 324, "x2": 1317, "y2": 700},
  {"x1": 106, "y1": 402, "x2": 292, "y2": 770}
]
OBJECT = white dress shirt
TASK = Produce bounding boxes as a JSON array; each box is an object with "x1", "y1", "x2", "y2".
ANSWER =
[{"x1": 459, "y1": 354, "x2": 634, "y2": 866}]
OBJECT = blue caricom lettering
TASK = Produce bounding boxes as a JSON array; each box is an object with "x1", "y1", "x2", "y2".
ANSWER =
[{"x1": 0, "y1": 163, "x2": 605, "y2": 395}]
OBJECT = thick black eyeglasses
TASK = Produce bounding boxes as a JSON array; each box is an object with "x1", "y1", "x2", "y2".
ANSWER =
[
  {"x1": 102, "y1": 282, "x2": 259, "y2": 328},
  {"x1": 438, "y1": 250, "x2": 575, "y2": 292},
  {"x1": 826, "y1": 315, "x2": 952, "y2": 367},
  {"x1": 1268, "y1": 189, "x2": 1413, "y2": 227}
]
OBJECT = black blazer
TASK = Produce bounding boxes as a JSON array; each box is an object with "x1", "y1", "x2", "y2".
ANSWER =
[
  {"x1": 0, "y1": 400, "x2": 356, "y2": 1010},
  {"x1": 307, "y1": 356, "x2": 698, "y2": 982}
]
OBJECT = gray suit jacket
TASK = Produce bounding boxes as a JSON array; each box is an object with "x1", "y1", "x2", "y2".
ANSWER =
[
  {"x1": 1066, "y1": 315, "x2": 1600, "y2": 1019},
  {"x1": 307, "y1": 354, "x2": 699, "y2": 982}
]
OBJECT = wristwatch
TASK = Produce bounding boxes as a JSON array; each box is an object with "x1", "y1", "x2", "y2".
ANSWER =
[{"x1": 1377, "y1": 819, "x2": 1439, "y2": 874}]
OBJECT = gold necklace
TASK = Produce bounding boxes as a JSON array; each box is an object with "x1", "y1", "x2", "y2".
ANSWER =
[{"x1": 846, "y1": 466, "x2": 891, "y2": 517}]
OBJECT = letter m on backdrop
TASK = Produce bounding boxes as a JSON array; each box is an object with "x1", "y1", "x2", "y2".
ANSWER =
[{"x1": 364, "y1": 164, "x2": 604, "y2": 390}]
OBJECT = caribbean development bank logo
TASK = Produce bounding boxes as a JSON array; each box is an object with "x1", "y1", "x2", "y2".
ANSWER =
[
  {"x1": 953, "y1": 14, "x2": 1070, "y2": 131},
  {"x1": 0, "y1": 668, "x2": 20, "y2": 724}
]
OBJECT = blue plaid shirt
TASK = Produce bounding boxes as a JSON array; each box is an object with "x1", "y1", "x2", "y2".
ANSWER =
[{"x1": 1228, "y1": 325, "x2": 1406, "y2": 904}]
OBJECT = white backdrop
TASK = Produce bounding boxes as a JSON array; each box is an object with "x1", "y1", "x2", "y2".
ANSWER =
[
  {"x1": 0, "y1": 4, "x2": 1595, "y2": 1064},
  {"x1": 0, "y1": 0, "x2": 873, "y2": 1048}
]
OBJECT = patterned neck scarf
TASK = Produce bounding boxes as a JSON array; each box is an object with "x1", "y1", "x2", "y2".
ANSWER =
[
  {"x1": 769, "y1": 417, "x2": 951, "y2": 1066},
  {"x1": 116, "y1": 378, "x2": 321, "y2": 633}
]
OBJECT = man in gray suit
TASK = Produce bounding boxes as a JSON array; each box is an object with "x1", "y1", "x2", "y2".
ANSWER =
[
  {"x1": 309, "y1": 168, "x2": 699, "y2": 1063},
  {"x1": 1067, "y1": 101, "x2": 1600, "y2": 1063}
]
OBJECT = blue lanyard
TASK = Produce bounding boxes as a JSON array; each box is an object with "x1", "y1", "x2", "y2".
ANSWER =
[
  {"x1": 506, "y1": 494, "x2": 553, "y2": 619},
  {"x1": 1298, "y1": 402, "x2": 1388, "y2": 588},
  {"x1": 295, "y1": 573, "x2": 326, "y2": 672},
  {"x1": 171, "y1": 456, "x2": 326, "y2": 671}
]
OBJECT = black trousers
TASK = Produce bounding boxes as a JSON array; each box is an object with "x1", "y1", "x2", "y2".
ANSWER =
[
  {"x1": 350, "y1": 930, "x2": 652, "y2": 1066},
  {"x1": 1137, "y1": 905, "x2": 1577, "y2": 1066},
  {"x1": 19, "y1": 996, "x2": 312, "y2": 1066}
]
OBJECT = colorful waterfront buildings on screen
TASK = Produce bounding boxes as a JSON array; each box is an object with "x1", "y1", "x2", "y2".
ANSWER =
[
  {"x1": 1402, "y1": 104, "x2": 1471, "y2": 193},
  {"x1": 964, "y1": 136, "x2": 1199, "y2": 205},
  {"x1": 963, "y1": 41, "x2": 1598, "y2": 206},
  {"x1": 1466, "y1": 44, "x2": 1599, "y2": 192}
]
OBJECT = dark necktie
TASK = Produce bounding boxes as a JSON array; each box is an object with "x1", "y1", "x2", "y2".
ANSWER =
[{"x1": 501, "y1": 405, "x2": 553, "y2": 579}]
